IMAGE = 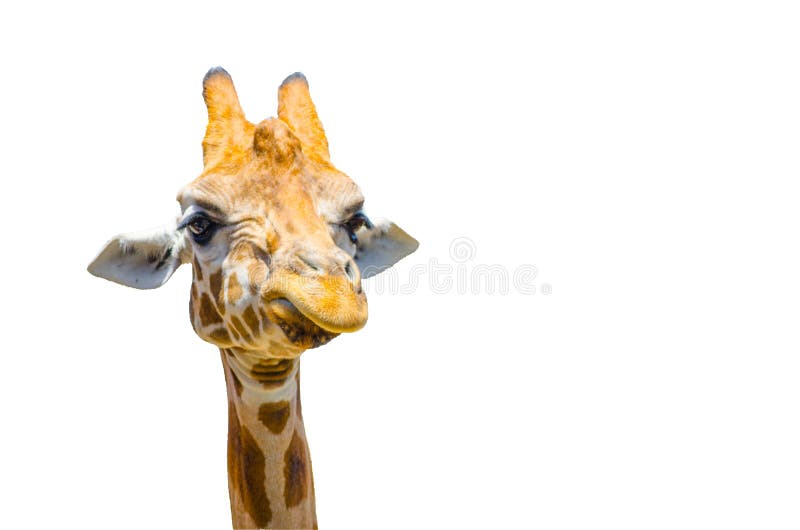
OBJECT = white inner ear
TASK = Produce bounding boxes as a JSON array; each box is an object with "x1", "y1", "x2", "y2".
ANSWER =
[
  {"x1": 88, "y1": 224, "x2": 185, "y2": 289},
  {"x1": 355, "y1": 219, "x2": 419, "y2": 279}
]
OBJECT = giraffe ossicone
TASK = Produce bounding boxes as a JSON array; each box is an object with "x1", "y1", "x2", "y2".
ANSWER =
[{"x1": 88, "y1": 67, "x2": 417, "y2": 529}]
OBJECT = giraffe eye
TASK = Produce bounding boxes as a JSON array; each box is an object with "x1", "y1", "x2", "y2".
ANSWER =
[
  {"x1": 184, "y1": 214, "x2": 217, "y2": 245},
  {"x1": 342, "y1": 213, "x2": 373, "y2": 245}
]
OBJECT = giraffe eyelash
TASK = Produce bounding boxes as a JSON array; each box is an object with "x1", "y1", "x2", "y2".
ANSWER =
[
  {"x1": 180, "y1": 212, "x2": 219, "y2": 245},
  {"x1": 341, "y1": 212, "x2": 373, "y2": 245}
]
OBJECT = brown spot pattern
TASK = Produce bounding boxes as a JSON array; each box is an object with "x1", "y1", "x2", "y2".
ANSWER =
[
  {"x1": 230, "y1": 316, "x2": 252, "y2": 343},
  {"x1": 243, "y1": 305, "x2": 261, "y2": 335},
  {"x1": 193, "y1": 257, "x2": 204, "y2": 281},
  {"x1": 199, "y1": 293, "x2": 224, "y2": 327},
  {"x1": 251, "y1": 359, "x2": 295, "y2": 389},
  {"x1": 227, "y1": 273, "x2": 243, "y2": 305},
  {"x1": 189, "y1": 285, "x2": 197, "y2": 322},
  {"x1": 228, "y1": 402, "x2": 272, "y2": 527},
  {"x1": 208, "y1": 271, "x2": 224, "y2": 314},
  {"x1": 222, "y1": 351, "x2": 243, "y2": 397},
  {"x1": 283, "y1": 429, "x2": 309, "y2": 508},
  {"x1": 208, "y1": 270, "x2": 222, "y2": 297},
  {"x1": 208, "y1": 327, "x2": 231, "y2": 344},
  {"x1": 257, "y1": 400, "x2": 291, "y2": 434}
]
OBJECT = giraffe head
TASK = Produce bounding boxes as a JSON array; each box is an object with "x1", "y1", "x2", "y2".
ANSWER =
[{"x1": 89, "y1": 68, "x2": 417, "y2": 357}]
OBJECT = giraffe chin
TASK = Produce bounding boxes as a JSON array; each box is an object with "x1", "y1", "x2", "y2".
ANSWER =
[{"x1": 265, "y1": 298, "x2": 341, "y2": 349}]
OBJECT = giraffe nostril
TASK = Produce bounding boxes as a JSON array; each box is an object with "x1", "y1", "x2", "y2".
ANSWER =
[
  {"x1": 344, "y1": 260, "x2": 355, "y2": 282},
  {"x1": 344, "y1": 258, "x2": 361, "y2": 292},
  {"x1": 297, "y1": 252, "x2": 323, "y2": 273},
  {"x1": 296, "y1": 250, "x2": 361, "y2": 290}
]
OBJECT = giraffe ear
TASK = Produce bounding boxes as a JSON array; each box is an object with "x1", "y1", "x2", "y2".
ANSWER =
[
  {"x1": 202, "y1": 67, "x2": 248, "y2": 165},
  {"x1": 354, "y1": 219, "x2": 419, "y2": 279},
  {"x1": 88, "y1": 223, "x2": 186, "y2": 289},
  {"x1": 277, "y1": 72, "x2": 330, "y2": 161}
]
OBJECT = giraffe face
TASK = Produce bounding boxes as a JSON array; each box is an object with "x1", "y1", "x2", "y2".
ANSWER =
[
  {"x1": 180, "y1": 118, "x2": 370, "y2": 354},
  {"x1": 89, "y1": 69, "x2": 418, "y2": 357}
]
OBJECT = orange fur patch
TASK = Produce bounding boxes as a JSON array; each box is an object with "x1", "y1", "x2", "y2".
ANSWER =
[{"x1": 227, "y1": 273, "x2": 244, "y2": 305}]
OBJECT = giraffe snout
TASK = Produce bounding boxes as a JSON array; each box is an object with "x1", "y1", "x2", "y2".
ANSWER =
[{"x1": 293, "y1": 249, "x2": 362, "y2": 292}]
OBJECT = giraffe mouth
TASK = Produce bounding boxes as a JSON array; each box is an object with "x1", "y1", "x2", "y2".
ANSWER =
[
  {"x1": 265, "y1": 271, "x2": 369, "y2": 334},
  {"x1": 266, "y1": 298, "x2": 340, "y2": 349}
]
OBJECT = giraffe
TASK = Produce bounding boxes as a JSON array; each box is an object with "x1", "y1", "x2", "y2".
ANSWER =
[{"x1": 88, "y1": 67, "x2": 418, "y2": 529}]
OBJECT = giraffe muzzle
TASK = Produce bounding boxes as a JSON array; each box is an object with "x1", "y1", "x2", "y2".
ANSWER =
[{"x1": 264, "y1": 270, "x2": 368, "y2": 334}]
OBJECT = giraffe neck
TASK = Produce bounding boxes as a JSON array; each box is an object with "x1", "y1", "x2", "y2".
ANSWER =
[{"x1": 221, "y1": 348, "x2": 317, "y2": 530}]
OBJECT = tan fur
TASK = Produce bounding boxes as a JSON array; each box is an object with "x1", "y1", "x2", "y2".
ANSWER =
[
  {"x1": 185, "y1": 70, "x2": 367, "y2": 353},
  {"x1": 223, "y1": 351, "x2": 316, "y2": 529},
  {"x1": 184, "y1": 70, "x2": 373, "y2": 528},
  {"x1": 91, "y1": 68, "x2": 414, "y2": 529}
]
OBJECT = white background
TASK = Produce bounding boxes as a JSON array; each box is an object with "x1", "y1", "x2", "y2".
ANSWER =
[{"x1": 1, "y1": 1, "x2": 799, "y2": 528}]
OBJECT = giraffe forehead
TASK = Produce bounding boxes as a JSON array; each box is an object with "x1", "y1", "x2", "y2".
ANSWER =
[
  {"x1": 178, "y1": 163, "x2": 364, "y2": 227},
  {"x1": 179, "y1": 168, "x2": 301, "y2": 213}
]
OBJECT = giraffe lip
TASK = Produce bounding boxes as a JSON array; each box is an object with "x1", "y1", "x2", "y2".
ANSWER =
[
  {"x1": 273, "y1": 295, "x2": 366, "y2": 335},
  {"x1": 267, "y1": 298, "x2": 342, "y2": 345},
  {"x1": 265, "y1": 269, "x2": 368, "y2": 333}
]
